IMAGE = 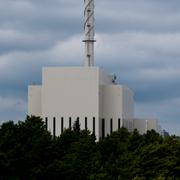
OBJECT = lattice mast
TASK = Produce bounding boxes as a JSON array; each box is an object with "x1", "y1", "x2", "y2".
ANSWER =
[{"x1": 83, "y1": 0, "x2": 95, "y2": 67}]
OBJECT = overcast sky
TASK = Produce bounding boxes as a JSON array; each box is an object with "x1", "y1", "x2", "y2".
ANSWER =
[{"x1": 0, "y1": 0, "x2": 180, "y2": 135}]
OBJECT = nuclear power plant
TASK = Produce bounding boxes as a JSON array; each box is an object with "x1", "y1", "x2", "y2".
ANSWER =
[{"x1": 28, "y1": 0, "x2": 161, "y2": 139}]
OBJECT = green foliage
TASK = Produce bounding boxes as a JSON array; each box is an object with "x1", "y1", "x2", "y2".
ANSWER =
[{"x1": 0, "y1": 116, "x2": 180, "y2": 179}]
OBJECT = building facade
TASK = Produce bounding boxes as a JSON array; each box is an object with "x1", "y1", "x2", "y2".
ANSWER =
[
  {"x1": 28, "y1": 67, "x2": 134, "y2": 139},
  {"x1": 133, "y1": 118, "x2": 160, "y2": 135}
]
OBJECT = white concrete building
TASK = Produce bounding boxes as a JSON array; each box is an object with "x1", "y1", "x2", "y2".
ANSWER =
[
  {"x1": 28, "y1": 67, "x2": 134, "y2": 139},
  {"x1": 28, "y1": 0, "x2": 161, "y2": 138},
  {"x1": 133, "y1": 118, "x2": 160, "y2": 134}
]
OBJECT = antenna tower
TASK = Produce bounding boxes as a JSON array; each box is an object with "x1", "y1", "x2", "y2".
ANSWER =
[{"x1": 83, "y1": 0, "x2": 95, "y2": 67}]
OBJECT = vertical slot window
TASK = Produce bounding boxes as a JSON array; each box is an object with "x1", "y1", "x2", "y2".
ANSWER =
[
  {"x1": 69, "y1": 117, "x2": 71, "y2": 129},
  {"x1": 53, "y1": 117, "x2": 56, "y2": 139},
  {"x1": 77, "y1": 117, "x2": 79, "y2": 124},
  {"x1": 61, "y1": 117, "x2": 64, "y2": 133},
  {"x1": 75, "y1": 117, "x2": 80, "y2": 132},
  {"x1": 110, "y1": 118, "x2": 113, "y2": 135},
  {"x1": 93, "y1": 117, "x2": 95, "y2": 134},
  {"x1": 102, "y1": 118, "x2": 105, "y2": 139},
  {"x1": 118, "y1": 118, "x2": 121, "y2": 130},
  {"x1": 85, "y1": 117, "x2": 87, "y2": 130},
  {"x1": 45, "y1": 117, "x2": 48, "y2": 131}
]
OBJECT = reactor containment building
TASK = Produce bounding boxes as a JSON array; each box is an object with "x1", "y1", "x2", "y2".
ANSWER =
[{"x1": 28, "y1": 0, "x2": 160, "y2": 139}]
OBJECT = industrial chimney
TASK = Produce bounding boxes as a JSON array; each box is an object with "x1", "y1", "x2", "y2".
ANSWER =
[{"x1": 83, "y1": 0, "x2": 95, "y2": 67}]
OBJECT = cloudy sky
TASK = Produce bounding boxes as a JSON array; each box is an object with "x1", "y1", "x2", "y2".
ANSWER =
[{"x1": 0, "y1": 0, "x2": 180, "y2": 135}]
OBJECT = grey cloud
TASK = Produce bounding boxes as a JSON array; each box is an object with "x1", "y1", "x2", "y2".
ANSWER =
[
  {"x1": 0, "y1": 95, "x2": 27, "y2": 123},
  {"x1": 0, "y1": 30, "x2": 62, "y2": 54},
  {"x1": 96, "y1": 0, "x2": 180, "y2": 33},
  {"x1": 94, "y1": 32, "x2": 180, "y2": 105},
  {"x1": 0, "y1": 35, "x2": 83, "y2": 95},
  {"x1": 0, "y1": 0, "x2": 82, "y2": 31},
  {"x1": 0, "y1": 0, "x2": 180, "y2": 135},
  {"x1": 135, "y1": 98, "x2": 180, "y2": 135},
  {"x1": 0, "y1": 96, "x2": 26, "y2": 112}
]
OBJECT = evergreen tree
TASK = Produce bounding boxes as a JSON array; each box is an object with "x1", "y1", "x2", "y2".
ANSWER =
[{"x1": 0, "y1": 116, "x2": 180, "y2": 179}]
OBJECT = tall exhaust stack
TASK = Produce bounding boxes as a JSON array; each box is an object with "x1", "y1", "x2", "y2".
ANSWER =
[{"x1": 83, "y1": 0, "x2": 95, "y2": 67}]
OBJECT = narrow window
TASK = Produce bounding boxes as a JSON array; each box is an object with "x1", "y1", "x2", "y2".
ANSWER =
[
  {"x1": 102, "y1": 118, "x2": 105, "y2": 139},
  {"x1": 118, "y1": 118, "x2": 121, "y2": 130},
  {"x1": 69, "y1": 117, "x2": 71, "y2": 129},
  {"x1": 45, "y1": 117, "x2": 48, "y2": 130},
  {"x1": 110, "y1": 118, "x2": 113, "y2": 134},
  {"x1": 85, "y1": 117, "x2": 87, "y2": 130},
  {"x1": 61, "y1": 117, "x2": 64, "y2": 133},
  {"x1": 93, "y1": 117, "x2": 95, "y2": 134},
  {"x1": 77, "y1": 117, "x2": 79, "y2": 123},
  {"x1": 53, "y1": 117, "x2": 56, "y2": 139}
]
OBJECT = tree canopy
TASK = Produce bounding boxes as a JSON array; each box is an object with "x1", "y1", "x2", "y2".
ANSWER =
[{"x1": 0, "y1": 116, "x2": 179, "y2": 179}]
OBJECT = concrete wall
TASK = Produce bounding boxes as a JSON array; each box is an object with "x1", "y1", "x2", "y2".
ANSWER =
[
  {"x1": 99, "y1": 69, "x2": 113, "y2": 85},
  {"x1": 122, "y1": 86, "x2": 134, "y2": 132},
  {"x1": 41, "y1": 67, "x2": 100, "y2": 138},
  {"x1": 133, "y1": 118, "x2": 159, "y2": 134},
  {"x1": 28, "y1": 66, "x2": 135, "y2": 139},
  {"x1": 101, "y1": 85, "x2": 134, "y2": 135},
  {"x1": 101, "y1": 85, "x2": 122, "y2": 135},
  {"x1": 28, "y1": 85, "x2": 42, "y2": 117},
  {"x1": 147, "y1": 119, "x2": 158, "y2": 132},
  {"x1": 122, "y1": 86, "x2": 134, "y2": 119}
]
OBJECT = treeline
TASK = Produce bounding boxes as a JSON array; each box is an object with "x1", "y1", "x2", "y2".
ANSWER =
[{"x1": 0, "y1": 116, "x2": 180, "y2": 180}]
